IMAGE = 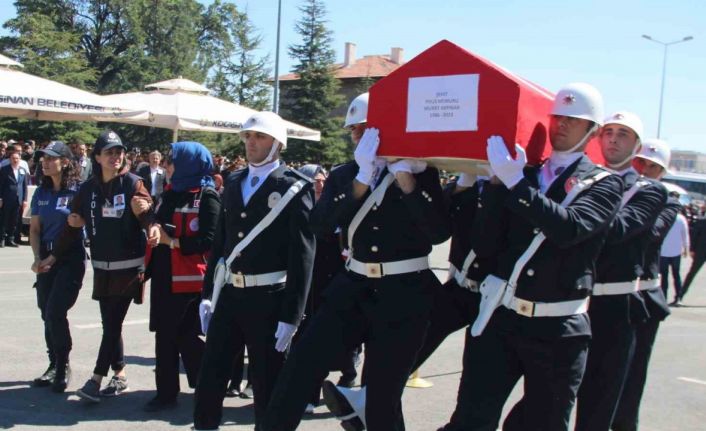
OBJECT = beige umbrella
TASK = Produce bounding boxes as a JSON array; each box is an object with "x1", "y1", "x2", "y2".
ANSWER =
[{"x1": 105, "y1": 77, "x2": 321, "y2": 142}]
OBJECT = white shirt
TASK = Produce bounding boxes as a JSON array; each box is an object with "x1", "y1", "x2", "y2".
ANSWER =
[
  {"x1": 538, "y1": 152, "x2": 583, "y2": 193},
  {"x1": 241, "y1": 160, "x2": 280, "y2": 205},
  {"x1": 661, "y1": 213, "x2": 690, "y2": 258},
  {"x1": 149, "y1": 166, "x2": 163, "y2": 196}
]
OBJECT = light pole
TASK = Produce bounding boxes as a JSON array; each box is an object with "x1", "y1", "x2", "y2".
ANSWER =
[
  {"x1": 642, "y1": 34, "x2": 694, "y2": 138},
  {"x1": 273, "y1": 0, "x2": 283, "y2": 113}
]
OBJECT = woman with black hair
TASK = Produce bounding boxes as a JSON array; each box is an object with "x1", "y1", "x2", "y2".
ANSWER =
[
  {"x1": 29, "y1": 141, "x2": 86, "y2": 393},
  {"x1": 40, "y1": 130, "x2": 159, "y2": 402}
]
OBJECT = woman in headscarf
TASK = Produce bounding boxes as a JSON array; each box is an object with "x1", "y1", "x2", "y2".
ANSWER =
[{"x1": 135, "y1": 141, "x2": 221, "y2": 412}]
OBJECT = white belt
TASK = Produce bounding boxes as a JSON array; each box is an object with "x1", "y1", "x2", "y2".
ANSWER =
[
  {"x1": 593, "y1": 277, "x2": 661, "y2": 296},
  {"x1": 449, "y1": 263, "x2": 480, "y2": 292},
  {"x1": 346, "y1": 256, "x2": 429, "y2": 278},
  {"x1": 502, "y1": 294, "x2": 590, "y2": 318},
  {"x1": 593, "y1": 280, "x2": 640, "y2": 296},
  {"x1": 92, "y1": 257, "x2": 144, "y2": 271},
  {"x1": 229, "y1": 270, "x2": 287, "y2": 288}
]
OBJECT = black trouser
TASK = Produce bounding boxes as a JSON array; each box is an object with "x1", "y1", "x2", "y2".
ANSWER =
[
  {"x1": 575, "y1": 301, "x2": 636, "y2": 431},
  {"x1": 611, "y1": 319, "x2": 661, "y2": 431},
  {"x1": 680, "y1": 255, "x2": 705, "y2": 300},
  {"x1": 94, "y1": 296, "x2": 132, "y2": 376},
  {"x1": 414, "y1": 279, "x2": 480, "y2": 371},
  {"x1": 229, "y1": 343, "x2": 247, "y2": 390},
  {"x1": 261, "y1": 270, "x2": 435, "y2": 431},
  {"x1": 154, "y1": 292, "x2": 204, "y2": 401},
  {"x1": 194, "y1": 285, "x2": 286, "y2": 430},
  {"x1": 1, "y1": 200, "x2": 20, "y2": 241},
  {"x1": 35, "y1": 255, "x2": 85, "y2": 366},
  {"x1": 660, "y1": 256, "x2": 682, "y2": 301},
  {"x1": 453, "y1": 311, "x2": 589, "y2": 431}
]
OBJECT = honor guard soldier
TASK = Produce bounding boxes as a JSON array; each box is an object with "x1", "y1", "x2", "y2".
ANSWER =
[
  {"x1": 262, "y1": 114, "x2": 450, "y2": 429},
  {"x1": 192, "y1": 111, "x2": 316, "y2": 431},
  {"x1": 612, "y1": 139, "x2": 679, "y2": 431},
  {"x1": 575, "y1": 112, "x2": 669, "y2": 431},
  {"x1": 323, "y1": 171, "x2": 502, "y2": 431},
  {"x1": 460, "y1": 83, "x2": 623, "y2": 431}
]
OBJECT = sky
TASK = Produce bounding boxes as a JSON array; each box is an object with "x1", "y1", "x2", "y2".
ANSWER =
[{"x1": 1, "y1": 0, "x2": 704, "y2": 152}]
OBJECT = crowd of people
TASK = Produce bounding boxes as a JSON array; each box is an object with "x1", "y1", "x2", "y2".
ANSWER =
[{"x1": 3, "y1": 83, "x2": 705, "y2": 431}]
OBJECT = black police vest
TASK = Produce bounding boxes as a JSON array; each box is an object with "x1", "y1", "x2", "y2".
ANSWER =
[{"x1": 81, "y1": 172, "x2": 145, "y2": 263}]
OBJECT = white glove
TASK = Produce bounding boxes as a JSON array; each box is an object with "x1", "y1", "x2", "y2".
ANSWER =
[
  {"x1": 387, "y1": 159, "x2": 427, "y2": 175},
  {"x1": 486, "y1": 136, "x2": 526, "y2": 188},
  {"x1": 274, "y1": 321, "x2": 298, "y2": 352},
  {"x1": 199, "y1": 299, "x2": 212, "y2": 335},
  {"x1": 354, "y1": 128, "x2": 380, "y2": 185},
  {"x1": 457, "y1": 173, "x2": 476, "y2": 187}
]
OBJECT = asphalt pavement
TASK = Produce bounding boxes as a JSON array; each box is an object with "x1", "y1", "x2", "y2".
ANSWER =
[{"x1": 1, "y1": 240, "x2": 705, "y2": 430}]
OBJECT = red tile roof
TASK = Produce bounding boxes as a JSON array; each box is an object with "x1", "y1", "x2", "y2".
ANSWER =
[{"x1": 278, "y1": 55, "x2": 403, "y2": 81}]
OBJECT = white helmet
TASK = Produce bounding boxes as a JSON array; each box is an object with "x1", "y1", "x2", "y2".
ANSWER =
[
  {"x1": 636, "y1": 138, "x2": 671, "y2": 171},
  {"x1": 241, "y1": 111, "x2": 288, "y2": 148},
  {"x1": 603, "y1": 111, "x2": 644, "y2": 142},
  {"x1": 344, "y1": 92, "x2": 368, "y2": 128},
  {"x1": 551, "y1": 82, "x2": 604, "y2": 126}
]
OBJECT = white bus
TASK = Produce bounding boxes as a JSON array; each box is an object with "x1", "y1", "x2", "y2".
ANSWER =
[{"x1": 663, "y1": 171, "x2": 706, "y2": 203}]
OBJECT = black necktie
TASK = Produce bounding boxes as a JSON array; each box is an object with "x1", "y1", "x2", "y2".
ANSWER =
[
  {"x1": 251, "y1": 176, "x2": 260, "y2": 187},
  {"x1": 554, "y1": 166, "x2": 565, "y2": 177}
]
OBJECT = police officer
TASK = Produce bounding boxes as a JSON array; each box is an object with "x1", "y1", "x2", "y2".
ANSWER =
[
  {"x1": 612, "y1": 139, "x2": 679, "y2": 431},
  {"x1": 458, "y1": 83, "x2": 623, "y2": 431},
  {"x1": 43, "y1": 130, "x2": 158, "y2": 402},
  {"x1": 193, "y1": 111, "x2": 315, "y2": 431},
  {"x1": 261, "y1": 108, "x2": 450, "y2": 429},
  {"x1": 574, "y1": 112, "x2": 668, "y2": 431}
]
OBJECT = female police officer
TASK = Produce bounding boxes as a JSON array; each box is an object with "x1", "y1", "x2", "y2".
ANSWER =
[
  {"x1": 41, "y1": 130, "x2": 158, "y2": 402},
  {"x1": 30, "y1": 141, "x2": 85, "y2": 393}
]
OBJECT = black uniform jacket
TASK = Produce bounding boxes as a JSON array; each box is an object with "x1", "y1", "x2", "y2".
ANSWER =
[
  {"x1": 202, "y1": 163, "x2": 316, "y2": 327},
  {"x1": 446, "y1": 180, "x2": 499, "y2": 283},
  {"x1": 689, "y1": 216, "x2": 706, "y2": 259},
  {"x1": 640, "y1": 193, "x2": 680, "y2": 321},
  {"x1": 475, "y1": 155, "x2": 624, "y2": 338},
  {"x1": 309, "y1": 161, "x2": 450, "y2": 323},
  {"x1": 592, "y1": 170, "x2": 668, "y2": 322},
  {"x1": 310, "y1": 161, "x2": 450, "y2": 263}
]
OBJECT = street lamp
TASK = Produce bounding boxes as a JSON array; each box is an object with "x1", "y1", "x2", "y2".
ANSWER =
[
  {"x1": 273, "y1": 0, "x2": 283, "y2": 113},
  {"x1": 641, "y1": 34, "x2": 694, "y2": 138}
]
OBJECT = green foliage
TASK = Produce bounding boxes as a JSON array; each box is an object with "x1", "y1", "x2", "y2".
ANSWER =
[
  {"x1": 0, "y1": 0, "x2": 271, "y2": 155},
  {"x1": 280, "y1": 0, "x2": 347, "y2": 166}
]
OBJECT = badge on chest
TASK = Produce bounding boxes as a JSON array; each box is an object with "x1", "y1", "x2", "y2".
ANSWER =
[{"x1": 102, "y1": 194, "x2": 126, "y2": 218}]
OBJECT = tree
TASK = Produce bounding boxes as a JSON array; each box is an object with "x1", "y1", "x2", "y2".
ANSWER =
[{"x1": 280, "y1": 0, "x2": 346, "y2": 165}]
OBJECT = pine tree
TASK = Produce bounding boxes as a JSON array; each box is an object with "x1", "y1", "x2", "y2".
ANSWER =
[{"x1": 280, "y1": 0, "x2": 346, "y2": 166}]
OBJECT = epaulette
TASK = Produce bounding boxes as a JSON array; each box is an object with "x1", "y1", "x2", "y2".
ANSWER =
[{"x1": 286, "y1": 167, "x2": 314, "y2": 183}]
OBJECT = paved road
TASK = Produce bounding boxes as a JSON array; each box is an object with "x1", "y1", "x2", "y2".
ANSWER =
[{"x1": 1, "y1": 240, "x2": 705, "y2": 430}]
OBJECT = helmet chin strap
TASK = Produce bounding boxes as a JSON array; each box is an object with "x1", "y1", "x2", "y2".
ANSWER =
[
  {"x1": 553, "y1": 123, "x2": 599, "y2": 155},
  {"x1": 250, "y1": 140, "x2": 280, "y2": 167},
  {"x1": 606, "y1": 141, "x2": 640, "y2": 170}
]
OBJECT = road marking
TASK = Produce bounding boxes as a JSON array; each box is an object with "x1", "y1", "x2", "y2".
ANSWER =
[
  {"x1": 678, "y1": 377, "x2": 706, "y2": 385},
  {"x1": 75, "y1": 318, "x2": 149, "y2": 329},
  {"x1": 0, "y1": 270, "x2": 34, "y2": 275}
]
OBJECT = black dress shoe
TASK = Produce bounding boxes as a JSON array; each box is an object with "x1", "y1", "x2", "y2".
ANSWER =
[
  {"x1": 239, "y1": 384, "x2": 254, "y2": 399},
  {"x1": 337, "y1": 376, "x2": 356, "y2": 388},
  {"x1": 51, "y1": 364, "x2": 71, "y2": 393},
  {"x1": 143, "y1": 396, "x2": 177, "y2": 412},
  {"x1": 5, "y1": 239, "x2": 18, "y2": 247},
  {"x1": 33, "y1": 365, "x2": 56, "y2": 387}
]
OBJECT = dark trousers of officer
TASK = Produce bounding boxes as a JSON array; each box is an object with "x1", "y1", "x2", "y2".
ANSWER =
[
  {"x1": 611, "y1": 319, "x2": 661, "y2": 431},
  {"x1": 575, "y1": 307, "x2": 636, "y2": 431},
  {"x1": 456, "y1": 310, "x2": 589, "y2": 431},
  {"x1": 228, "y1": 343, "x2": 247, "y2": 391},
  {"x1": 194, "y1": 285, "x2": 285, "y2": 430},
  {"x1": 415, "y1": 279, "x2": 480, "y2": 371},
  {"x1": 35, "y1": 254, "x2": 85, "y2": 367},
  {"x1": 262, "y1": 270, "x2": 435, "y2": 431},
  {"x1": 94, "y1": 296, "x2": 132, "y2": 376},
  {"x1": 1, "y1": 200, "x2": 20, "y2": 241},
  {"x1": 660, "y1": 256, "x2": 683, "y2": 301},
  {"x1": 680, "y1": 256, "x2": 705, "y2": 300},
  {"x1": 154, "y1": 292, "x2": 204, "y2": 401}
]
